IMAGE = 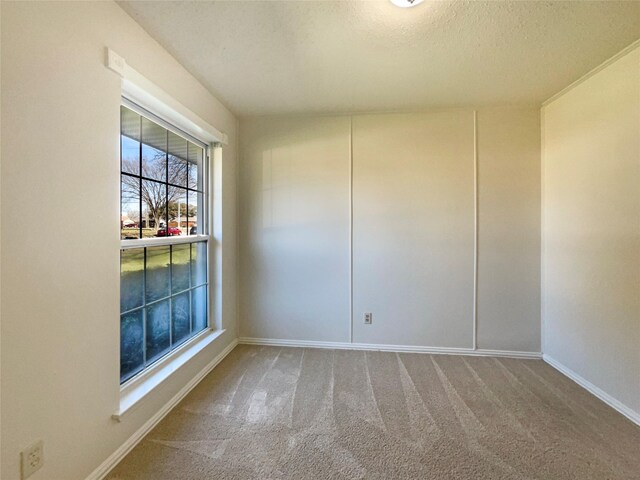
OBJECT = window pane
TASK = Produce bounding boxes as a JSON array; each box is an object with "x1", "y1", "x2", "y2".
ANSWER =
[
  {"x1": 168, "y1": 154, "x2": 188, "y2": 188},
  {"x1": 146, "y1": 246, "x2": 170, "y2": 302},
  {"x1": 191, "y1": 286, "x2": 208, "y2": 333},
  {"x1": 172, "y1": 292, "x2": 191, "y2": 346},
  {"x1": 171, "y1": 244, "x2": 190, "y2": 293},
  {"x1": 169, "y1": 188, "x2": 188, "y2": 236},
  {"x1": 121, "y1": 248, "x2": 144, "y2": 312},
  {"x1": 120, "y1": 309, "x2": 144, "y2": 382},
  {"x1": 191, "y1": 242, "x2": 207, "y2": 287},
  {"x1": 187, "y1": 190, "x2": 202, "y2": 235},
  {"x1": 188, "y1": 142, "x2": 203, "y2": 191},
  {"x1": 168, "y1": 131, "x2": 188, "y2": 161},
  {"x1": 121, "y1": 135, "x2": 140, "y2": 175},
  {"x1": 146, "y1": 300, "x2": 170, "y2": 362},
  {"x1": 121, "y1": 175, "x2": 141, "y2": 239},
  {"x1": 141, "y1": 179, "x2": 167, "y2": 235},
  {"x1": 141, "y1": 117, "x2": 167, "y2": 182},
  {"x1": 121, "y1": 106, "x2": 140, "y2": 141},
  {"x1": 142, "y1": 145, "x2": 166, "y2": 182},
  {"x1": 168, "y1": 131, "x2": 188, "y2": 187}
]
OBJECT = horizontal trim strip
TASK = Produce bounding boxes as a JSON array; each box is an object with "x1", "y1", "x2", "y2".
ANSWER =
[
  {"x1": 543, "y1": 354, "x2": 640, "y2": 427},
  {"x1": 238, "y1": 337, "x2": 542, "y2": 360}
]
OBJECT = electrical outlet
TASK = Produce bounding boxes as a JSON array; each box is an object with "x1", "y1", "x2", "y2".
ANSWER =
[
  {"x1": 364, "y1": 312, "x2": 373, "y2": 324},
  {"x1": 21, "y1": 440, "x2": 43, "y2": 479}
]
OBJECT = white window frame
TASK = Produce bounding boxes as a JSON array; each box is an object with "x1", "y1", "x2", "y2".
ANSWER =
[
  {"x1": 120, "y1": 98, "x2": 212, "y2": 379},
  {"x1": 108, "y1": 48, "x2": 227, "y2": 420}
]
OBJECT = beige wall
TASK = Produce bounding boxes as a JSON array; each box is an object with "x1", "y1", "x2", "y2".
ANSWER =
[
  {"x1": 477, "y1": 108, "x2": 541, "y2": 351},
  {"x1": 0, "y1": 2, "x2": 238, "y2": 479},
  {"x1": 239, "y1": 108, "x2": 540, "y2": 351},
  {"x1": 239, "y1": 116, "x2": 351, "y2": 341},
  {"x1": 542, "y1": 45, "x2": 640, "y2": 416},
  {"x1": 352, "y1": 111, "x2": 475, "y2": 347}
]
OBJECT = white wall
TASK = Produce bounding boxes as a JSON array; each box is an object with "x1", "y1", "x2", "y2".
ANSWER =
[
  {"x1": 542, "y1": 45, "x2": 640, "y2": 418},
  {"x1": 0, "y1": 2, "x2": 238, "y2": 479},
  {"x1": 240, "y1": 108, "x2": 540, "y2": 352}
]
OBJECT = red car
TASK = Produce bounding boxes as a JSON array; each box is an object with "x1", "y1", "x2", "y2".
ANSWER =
[{"x1": 156, "y1": 227, "x2": 182, "y2": 237}]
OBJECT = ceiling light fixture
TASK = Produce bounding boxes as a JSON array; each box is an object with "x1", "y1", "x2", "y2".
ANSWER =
[{"x1": 390, "y1": 0, "x2": 424, "y2": 8}]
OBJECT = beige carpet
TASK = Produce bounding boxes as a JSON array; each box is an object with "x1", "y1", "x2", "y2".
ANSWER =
[{"x1": 107, "y1": 345, "x2": 640, "y2": 479}]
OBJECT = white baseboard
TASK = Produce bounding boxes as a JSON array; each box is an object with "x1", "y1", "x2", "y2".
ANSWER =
[
  {"x1": 543, "y1": 354, "x2": 640, "y2": 427},
  {"x1": 86, "y1": 339, "x2": 239, "y2": 480},
  {"x1": 238, "y1": 337, "x2": 541, "y2": 360}
]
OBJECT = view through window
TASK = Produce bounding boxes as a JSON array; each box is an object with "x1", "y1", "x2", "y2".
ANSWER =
[{"x1": 120, "y1": 104, "x2": 209, "y2": 384}]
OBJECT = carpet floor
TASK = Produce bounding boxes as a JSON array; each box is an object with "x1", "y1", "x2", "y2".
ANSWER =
[{"x1": 107, "y1": 345, "x2": 640, "y2": 479}]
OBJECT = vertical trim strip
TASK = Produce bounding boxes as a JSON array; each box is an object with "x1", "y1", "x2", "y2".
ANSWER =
[
  {"x1": 473, "y1": 110, "x2": 479, "y2": 350},
  {"x1": 142, "y1": 249, "x2": 148, "y2": 365},
  {"x1": 540, "y1": 109, "x2": 546, "y2": 353},
  {"x1": 349, "y1": 116, "x2": 354, "y2": 344},
  {"x1": 210, "y1": 144, "x2": 220, "y2": 331}
]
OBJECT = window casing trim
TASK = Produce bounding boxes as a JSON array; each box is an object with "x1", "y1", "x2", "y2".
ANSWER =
[
  {"x1": 107, "y1": 46, "x2": 228, "y2": 145},
  {"x1": 122, "y1": 76, "x2": 227, "y2": 145},
  {"x1": 110, "y1": 48, "x2": 225, "y2": 417}
]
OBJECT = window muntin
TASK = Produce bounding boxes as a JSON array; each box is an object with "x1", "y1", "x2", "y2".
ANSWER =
[{"x1": 120, "y1": 104, "x2": 209, "y2": 384}]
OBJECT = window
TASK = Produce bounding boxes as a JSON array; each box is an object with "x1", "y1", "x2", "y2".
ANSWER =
[{"x1": 119, "y1": 103, "x2": 209, "y2": 384}]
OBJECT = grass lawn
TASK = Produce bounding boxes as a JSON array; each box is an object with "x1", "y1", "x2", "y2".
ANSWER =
[
  {"x1": 121, "y1": 228, "x2": 158, "y2": 239},
  {"x1": 121, "y1": 243, "x2": 194, "y2": 273}
]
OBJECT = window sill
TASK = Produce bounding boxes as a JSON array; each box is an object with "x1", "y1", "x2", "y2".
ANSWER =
[{"x1": 113, "y1": 328, "x2": 225, "y2": 421}]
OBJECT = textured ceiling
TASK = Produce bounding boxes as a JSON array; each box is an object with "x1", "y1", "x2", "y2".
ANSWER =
[{"x1": 118, "y1": 1, "x2": 640, "y2": 117}]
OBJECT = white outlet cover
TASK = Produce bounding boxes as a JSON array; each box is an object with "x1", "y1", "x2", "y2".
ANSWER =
[{"x1": 21, "y1": 440, "x2": 43, "y2": 479}]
